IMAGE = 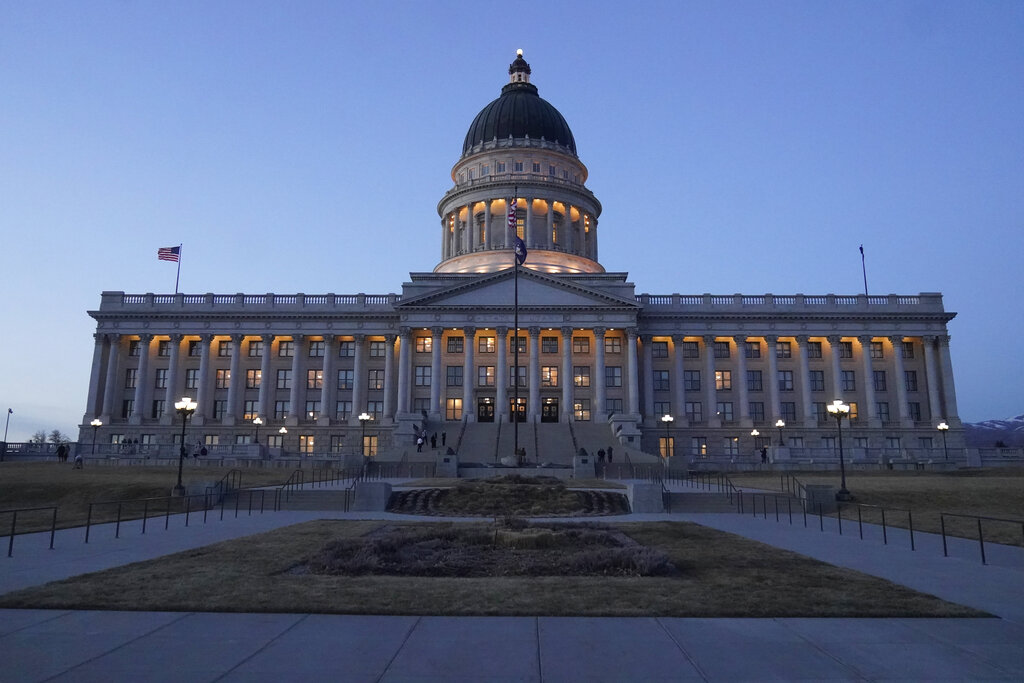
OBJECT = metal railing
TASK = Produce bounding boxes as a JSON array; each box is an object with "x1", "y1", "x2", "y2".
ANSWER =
[
  {"x1": 1, "y1": 506, "x2": 58, "y2": 557},
  {"x1": 940, "y1": 512, "x2": 1024, "y2": 565}
]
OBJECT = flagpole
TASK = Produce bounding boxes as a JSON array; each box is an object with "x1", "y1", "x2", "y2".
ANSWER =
[
  {"x1": 860, "y1": 245, "x2": 868, "y2": 297},
  {"x1": 175, "y1": 244, "x2": 183, "y2": 295},
  {"x1": 512, "y1": 189, "x2": 519, "y2": 463}
]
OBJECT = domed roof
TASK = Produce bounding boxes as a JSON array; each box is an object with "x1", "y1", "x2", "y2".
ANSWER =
[{"x1": 462, "y1": 53, "x2": 576, "y2": 155}]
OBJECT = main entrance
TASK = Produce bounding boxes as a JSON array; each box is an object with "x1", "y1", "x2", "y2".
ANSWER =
[
  {"x1": 541, "y1": 397, "x2": 559, "y2": 423},
  {"x1": 509, "y1": 397, "x2": 527, "y2": 423},
  {"x1": 477, "y1": 397, "x2": 495, "y2": 422}
]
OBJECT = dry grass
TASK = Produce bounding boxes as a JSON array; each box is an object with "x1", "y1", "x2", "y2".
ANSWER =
[
  {"x1": 0, "y1": 519, "x2": 986, "y2": 618},
  {"x1": 729, "y1": 469, "x2": 1024, "y2": 545},
  {"x1": 402, "y1": 477, "x2": 625, "y2": 490}
]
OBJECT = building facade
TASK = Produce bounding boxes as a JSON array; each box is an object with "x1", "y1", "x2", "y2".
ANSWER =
[{"x1": 79, "y1": 53, "x2": 961, "y2": 460}]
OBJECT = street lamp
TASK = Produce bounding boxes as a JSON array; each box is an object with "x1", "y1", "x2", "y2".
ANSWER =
[
  {"x1": 775, "y1": 419, "x2": 786, "y2": 446},
  {"x1": 937, "y1": 421, "x2": 949, "y2": 460},
  {"x1": 252, "y1": 416, "x2": 263, "y2": 446},
  {"x1": 660, "y1": 414, "x2": 674, "y2": 462},
  {"x1": 90, "y1": 419, "x2": 102, "y2": 455},
  {"x1": 826, "y1": 399, "x2": 851, "y2": 501},
  {"x1": 358, "y1": 412, "x2": 372, "y2": 456},
  {"x1": 278, "y1": 426, "x2": 288, "y2": 453},
  {"x1": 173, "y1": 397, "x2": 197, "y2": 497}
]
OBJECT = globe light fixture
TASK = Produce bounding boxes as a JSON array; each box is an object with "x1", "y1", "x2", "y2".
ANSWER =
[
  {"x1": 90, "y1": 418, "x2": 102, "y2": 455},
  {"x1": 660, "y1": 414, "x2": 674, "y2": 461},
  {"x1": 826, "y1": 399, "x2": 851, "y2": 501},
  {"x1": 937, "y1": 421, "x2": 950, "y2": 460},
  {"x1": 358, "y1": 412, "x2": 373, "y2": 456},
  {"x1": 775, "y1": 419, "x2": 786, "y2": 446},
  {"x1": 252, "y1": 416, "x2": 263, "y2": 446},
  {"x1": 173, "y1": 397, "x2": 198, "y2": 496}
]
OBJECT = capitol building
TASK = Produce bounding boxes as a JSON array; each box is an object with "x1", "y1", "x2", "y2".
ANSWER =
[{"x1": 78, "y1": 53, "x2": 962, "y2": 463}]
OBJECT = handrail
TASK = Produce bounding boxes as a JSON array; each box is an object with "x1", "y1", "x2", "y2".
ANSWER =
[
  {"x1": 204, "y1": 468, "x2": 241, "y2": 506},
  {"x1": 276, "y1": 469, "x2": 305, "y2": 509},
  {"x1": 1, "y1": 506, "x2": 58, "y2": 557},
  {"x1": 939, "y1": 512, "x2": 1024, "y2": 565}
]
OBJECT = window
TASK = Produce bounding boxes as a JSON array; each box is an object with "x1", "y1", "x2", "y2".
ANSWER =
[
  {"x1": 339, "y1": 341, "x2": 355, "y2": 357},
  {"x1": 338, "y1": 369, "x2": 354, "y2": 390},
  {"x1": 855, "y1": 437, "x2": 870, "y2": 448},
  {"x1": 216, "y1": 369, "x2": 230, "y2": 389},
  {"x1": 905, "y1": 371, "x2": 918, "y2": 392},
  {"x1": 776, "y1": 341, "x2": 792, "y2": 358},
  {"x1": 747, "y1": 370, "x2": 763, "y2": 392},
  {"x1": 648, "y1": 401, "x2": 668, "y2": 418},
  {"x1": 691, "y1": 437, "x2": 708, "y2": 457},
  {"x1": 780, "y1": 402, "x2": 797, "y2": 422},
  {"x1": 109, "y1": 434, "x2": 124, "y2": 446},
  {"x1": 235, "y1": 434, "x2": 251, "y2": 445},
  {"x1": 807, "y1": 341, "x2": 823, "y2": 359},
  {"x1": 605, "y1": 336, "x2": 622, "y2": 354},
  {"x1": 367, "y1": 401, "x2": 383, "y2": 420},
  {"x1": 510, "y1": 366, "x2": 527, "y2": 388},
  {"x1": 204, "y1": 435, "x2": 219, "y2": 446},
  {"x1": 886, "y1": 436, "x2": 901, "y2": 449},
  {"x1": 876, "y1": 402, "x2": 890, "y2": 422},
  {"x1": 908, "y1": 402, "x2": 921, "y2": 421},
  {"x1": 513, "y1": 336, "x2": 526, "y2": 353},
  {"x1": 246, "y1": 369, "x2": 261, "y2": 389},
  {"x1": 278, "y1": 341, "x2": 294, "y2": 357},
  {"x1": 367, "y1": 369, "x2": 384, "y2": 390},
  {"x1": 514, "y1": 161, "x2": 523, "y2": 172},
  {"x1": 902, "y1": 341, "x2": 914, "y2": 359},
  {"x1": 185, "y1": 369, "x2": 198, "y2": 390},
  {"x1": 158, "y1": 340, "x2": 171, "y2": 357},
  {"x1": 605, "y1": 366, "x2": 622, "y2": 387},
  {"x1": 481, "y1": 164, "x2": 489, "y2": 176},
  {"x1": 369, "y1": 341, "x2": 387, "y2": 357},
  {"x1": 574, "y1": 399, "x2": 591, "y2": 421},
  {"x1": 572, "y1": 337, "x2": 590, "y2": 353},
  {"x1": 651, "y1": 341, "x2": 668, "y2": 358},
  {"x1": 124, "y1": 369, "x2": 137, "y2": 389},
  {"x1": 653, "y1": 370, "x2": 670, "y2": 391},
  {"x1": 822, "y1": 436, "x2": 837, "y2": 450},
  {"x1": 213, "y1": 400, "x2": 226, "y2": 419},
  {"x1": 267, "y1": 434, "x2": 282, "y2": 448},
  {"x1": 918, "y1": 437, "x2": 933, "y2": 449},
  {"x1": 446, "y1": 398, "x2": 463, "y2": 420},
  {"x1": 722, "y1": 437, "x2": 739, "y2": 456},
  {"x1": 308, "y1": 341, "x2": 325, "y2": 357},
  {"x1": 873, "y1": 370, "x2": 886, "y2": 392},
  {"x1": 606, "y1": 398, "x2": 623, "y2": 414},
  {"x1": 243, "y1": 400, "x2": 258, "y2": 420},
  {"x1": 299, "y1": 435, "x2": 315, "y2": 454},
  {"x1": 446, "y1": 366, "x2": 463, "y2": 386},
  {"x1": 814, "y1": 402, "x2": 828, "y2": 422},
  {"x1": 837, "y1": 341, "x2": 852, "y2": 359},
  {"x1": 683, "y1": 370, "x2": 701, "y2": 391},
  {"x1": 682, "y1": 341, "x2": 699, "y2": 358},
  {"x1": 532, "y1": 162, "x2": 541, "y2": 173},
  {"x1": 415, "y1": 366, "x2": 431, "y2": 386},
  {"x1": 541, "y1": 366, "x2": 559, "y2": 387},
  {"x1": 189, "y1": 340, "x2": 201, "y2": 357},
  {"x1": 447, "y1": 336, "x2": 464, "y2": 353},
  {"x1": 478, "y1": 366, "x2": 495, "y2": 386},
  {"x1": 573, "y1": 366, "x2": 590, "y2": 387},
  {"x1": 745, "y1": 341, "x2": 761, "y2": 359},
  {"x1": 714, "y1": 371, "x2": 731, "y2": 391},
  {"x1": 410, "y1": 398, "x2": 428, "y2": 414},
  {"x1": 870, "y1": 341, "x2": 884, "y2": 359},
  {"x1": 849, "y1": 402, "x2": 859, "y2": 421},
  {"x1": 496, "y1": 162, "x2": 505, "y2": 173},
  {"x1": 685, "y1": 402, "x2": 703, "y2": 423},
  {"x1": 548, "y1": 164, "x2": 556, "y2": 176},
  {"x1": 841, "y1": 370, "x2": 856, "y2": 392},
  {"x1": 305, "y1": 401, "x2": 321, "y2": 420},
  {"x1": 809, "y1": 370, "x2": 824, "y2": 392},
  {"x1": 276, "y1": 370, "x2": 292, "y2": 390},
  {"x1": 218, "y1": 339, "x2": 232, "y2": 357},
  {"x1": 749, "y1": 402, "x2": 765, "y2": 422},
  {"x1": 307, "y1": 370, "x2": 323, "y2": 390},
  {"x1": 330, "y1": 436, "x2": 345, "y2": 453},
  {"x1": 415, "y1": 336, "x2": 432, "y2": 353},
  {"x1": 249, "y1": 340, "x2": 263, "y2": 357},
  {"x1": 336, "y1": 400, "x2": 352, "y2": 420},
  {"x1": 129, "y1": 340, "x2": 141, "y2": 357},
  {"x1": 778, "y1": 371, "x2": 794, "y2": 392},
  {"x1": 151, "y1": 400, "x2": 165, "y2": 419},
  {"x1": 478, "y1": 336, "x2": 495, "y2": 353},
  {"x1": 714, "y1": 341, "x2": 730, "y2": 359},
  {"x1": 541, "y1": 336, "x2": 558, "y2": 353},
  {"x1": 716, "y1": 402, "x2": 734, "y2": 422}
]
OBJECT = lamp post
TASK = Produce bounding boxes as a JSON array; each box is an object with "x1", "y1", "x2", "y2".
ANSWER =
[
  {"x1": 660, "y1": 414, "x2": 674, "y2": 462},
  {"x1": 252, "y1": 416, "x2": 262, "y2": 446},
  {"x1": 90, "y1": 419, "x2": 102, "y2": 455},
  {"x1": 278, "y1": 426, "x2": 287, "y2": 453},
  {"x1": 775, "y1": 419, "x2": 786, "y2": 447},
  {"x1": 173, "y1": 397, "x2": 197, "y2": 497},
  {"x1": 358, "y1": 412, "x2": 372, "y2": 456},
  {"x1": 826, "y1": 399, "x2": 851, "y2": 501},
  {"x1": 937, "y1": 421, "x2": 949, "y2": 460}
]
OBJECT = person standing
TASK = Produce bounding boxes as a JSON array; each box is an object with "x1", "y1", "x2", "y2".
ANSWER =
[{"x1": 441, "y1": 432, "x2": 447, "y2": 446}]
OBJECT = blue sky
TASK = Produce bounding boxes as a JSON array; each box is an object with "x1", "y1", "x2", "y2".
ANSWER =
[{"x1": 1, "y1": 1, "x2": 1022, "y2": 440}]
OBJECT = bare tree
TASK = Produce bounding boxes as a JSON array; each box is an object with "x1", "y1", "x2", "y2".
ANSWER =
[
  {"x1": 30, "y1": 430, "x2": 47, "y2": 444},
  {"x1": 49, "y1": 429, "x2": 67, "y2": 444}
]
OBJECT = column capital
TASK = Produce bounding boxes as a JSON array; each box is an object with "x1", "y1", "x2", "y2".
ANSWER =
[
  {"x1": 673, "y1": 334, "x2": 687, "y2": 344},
  {"x1": 399, "y1": 327, "x2": 412, "y2": 337},
  {"x1": 138, "y1": 333, "x2": 153, "y2": 343},
  {"x1": 593, "y1": 327, "x2": 606, "y2": 339},
  {"x1": 857, "y1": 334, "x2": 873, "y2": 345},
  {"x1": 292, "y1": 333, "x2": 306, "y2": 343},
  {"x1": 826, "y1": 334, "x2": 842, "y2": 345},
  {"x1": 261, "y1": 333, "x2": 275, "y2": 344},
  {"x1": 196, "y1": 333, "x2": 213, "y2": 343},
  {"x1": 795, "y1": 335, "x2": 809, "y2": 346},
  {"x1": 527, "y1": 326, "x2": 541, "y2": 337},
  {"x1": 431, "y1": 326, "x2": 444, "y2": 337},
  {"x1": 93, "y1": 332, "x2": 105, "y2": 343},
  {"x1": 229, "y1": 333, "x2": 243, "y2": 343},
  {"x1": 625, "y1": 327, "x2": 638, "y2": 339},
  {"x1": 732, "y1": 335, "x2": 747, "y2": 345},
  {"x1": 560, "y1": 326, "x2": 573, "y2": 337},
  {"x1": 463, "y1": 326, "x2": 477, "y2": 338},
  {"x1": 922, "y1": 334, "x2": 938, "y2": 344},
  {"x1": 702, "y1": 334, "x2": 715, "y2": 345},
  {"x1": 496, "y1": 326, "x2": 509, "y2": 336},
  {"x1": 384, "y1": 333, "x2": 397, "y2": 344},
  {"x1": 639, "y1": 334, "x2": 653, "y2": 344},
  {"x1": 353, "y1": 333, "x2": 366, "y2": 343},
  {"x1": 937, "y1": 334, "x2": 951, "y2": 346},
  {"x1": 888, "y1": 334, "x2": 904, "y2": 345},
  {"x1": 169, "y1": 333, "x2": 183, "y2": 344},
  {"x1": 764, "y1": 335, "x2": 778, "y2": 344}
]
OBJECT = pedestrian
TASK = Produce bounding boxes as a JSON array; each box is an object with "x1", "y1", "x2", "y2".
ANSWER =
[
  {"x1": 416, "y1": 436, "x2": 423, "y2": 452},
  {"x1": 431, "y1": 433, "x2": 437, "y2": 449},
  {"x1": 597, "y1": 448, "x2": 605, "y2": 462},
  {"x1": 56, "y1": 443, "x2": 66, "y2": 462},
  {"x1": 73, "y1": 453, "x2": 84, "y2": 469},
  {"x1": 441, "y1": 431, "x2": 447, "y2": 446},
  {"x1": 607, "y1": 446, "x2": 613, "y2": 463},
  {"x1": 760, "y1": 446, "x2": 768, "y2": 464}
]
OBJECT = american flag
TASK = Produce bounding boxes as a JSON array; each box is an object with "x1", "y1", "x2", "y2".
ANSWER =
[
  {"x1": 507, "y1": 199, "x2": 517, "y2": 232},
  {"x1": 158, "y1": 246, "x2": 180, "y2": 262}
]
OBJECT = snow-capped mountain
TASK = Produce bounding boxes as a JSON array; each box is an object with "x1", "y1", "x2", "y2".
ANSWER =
[{"x1": 964, "y1": 414, "x2": 1024, "y2": 447}]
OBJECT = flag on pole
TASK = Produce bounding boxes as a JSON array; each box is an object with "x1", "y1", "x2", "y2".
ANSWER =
[
  {"x1": 859, "y1": 245, "x2": 864, "y2": 257},
  {"x1": 158, "y1": 246, "x2": 181, "y2": 262},
  {"x1": 508, "y1": 198, "x2": 527, "y2": 265}
]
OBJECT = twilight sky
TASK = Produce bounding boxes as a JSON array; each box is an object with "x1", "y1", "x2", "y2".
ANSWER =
[{"x1": 1, "y1": 1, "x2": 1022, "y2": 441}]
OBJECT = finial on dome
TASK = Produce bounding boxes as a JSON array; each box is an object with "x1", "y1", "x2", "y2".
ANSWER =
[
  {"x1": 509, "y1": 50, "x2": 531, "y2": 83},
  {"x1": 516, "y1": 48, "x2": 523, "y2": 56}
]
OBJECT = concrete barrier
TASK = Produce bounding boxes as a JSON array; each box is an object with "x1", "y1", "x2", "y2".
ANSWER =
[{"x1": 351, "y1": 482, "x2": 392, "y2": 511}]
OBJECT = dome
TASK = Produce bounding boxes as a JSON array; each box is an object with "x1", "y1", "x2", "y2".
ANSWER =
[{"x1": 461, "y1": 53, "x2": 576, "y2": 155}]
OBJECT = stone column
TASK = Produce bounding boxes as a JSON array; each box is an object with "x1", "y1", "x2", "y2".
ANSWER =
[
  {"x1": 641, "y1": 335, "x2": 655, "y2": 421},
  {"x1": 561, "y1": 326, "x2": 573, "y2": 417},
  {"x1": 463, "y1": 327, "x2": 476, "y2": 422},
  {"x1": 512, "y1": 200, "x2": 522, "y2": 249},
  {"x1": 496, "y1": 327, "x2": 509, "y2": 421},
  {"x1": 594, "y1": 328, "x2": 607, "y2": 420},
  {"x1": 319, "y1": 336, "x2": 337, "y2": 426},
  {"x1": 287, "y1": 335, "x2": 305, "y2": 424},
  {"x1": 100, "y1": 334, "x2": 121, "y2": 421},
  {"x1": 382, "y1": 334, "x2": 396, "y2": 422},
  {"x1": 223, "y1": 334, "x2": 243, "y2": 425},
  {"x1": 702, "y1": 335, "x2": 719, "y2": 427},
  {"x1": 672, "y1": 335, "x2": 687, "y2": 425},
  {"x1": 441, "y1": 217, "x2": 448, "y2": 261},
  {"x1": 351, "y1": 334, "x2": 366, "y2": 422},
  {"x1": 936, "y1": 335, "x2": 960, "y2": 420},
  {"x1": 258, "y1": 334, "x2": 274, "y2": 421},
  {"x1": 85, "y1": 333, "x2": 106, "y2": 419},
  {"x1": 484, "y1": 201, "x2": 493, "y2": 250},
  {"x1": 734, "y1": 336, "x2": 750, "y2": 424},
  {"x1": 528, "y1": 327, "x2": 540, "y2": 421},
  {"x1": 195, "y1": 334, "x2": 212, "y2": 422},
  {"x1": 397, "y1": 328, "x2": 412, "y2": 416},
  {"x1": 466, "y1": 203, "x2": 477, "y2": 251},
  {"x1": 796, "y1": 336, "x2": 814, "y2": 424},
  {"x1": 858, "y1": 335, "x2": 878, "y2": 423},
  {"x1": 430, "y1": 327, "x2": 443, "y2": 420},
  {"x1": 130, "y1": 334, "x2": 152, "y2": 423},
  {"x1": 765, "y1": 336, "x2": 781, "y2": 421},
  {"x1": 161, "y1": 334, "x2": 184, "y2": 425},
  {"x1": 827, "y1": 336, "x2": 843, "y2": 400},
  {"x1": 890, "y1": 335, "x2": 910, "y2": 424},
  {"x1": 626, "y1": 328, "x2": 640, "y2": 418},
  {"x1": 546, "y1": 203, "x2": 555, "y2": 250},
  {"x1": 922, "y1": 336, "x2": 943, "y2": 423}
]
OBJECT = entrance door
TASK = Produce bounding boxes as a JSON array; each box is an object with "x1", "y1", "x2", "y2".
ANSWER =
[
  {"x1": 509, "y1": 398, "x2": 527, "y2": 423},
  {"x1": 541, "y1": 397, "x2": 559, "y2": 423},
  {"x1": 477, "y1": 397, "x2": 495, "y2": 422}
]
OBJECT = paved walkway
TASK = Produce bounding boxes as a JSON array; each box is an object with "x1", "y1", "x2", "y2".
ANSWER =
[{"x1": 1, "y1": 482, "x2": 1023, "y2": 681}]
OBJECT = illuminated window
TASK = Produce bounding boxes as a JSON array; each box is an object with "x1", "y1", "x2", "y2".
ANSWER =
[
  {"x1": 715, "y1": 371, "x2": 731, "y2": 391},
  {"x1": 446, "y1": 398, "x2": 463, "y2": 420},
  {"x1": 243, "y1": 400, "x2": 258, "y2": 420},
  {"x1": 246, "y1": 369, "x2": 261, "y2": 389},
  {"x1": 573, "y1": 366, "x2": 590, "y2": 387},
  {"x1": 478, "y1": 337, "x2": 495, "y2": 353},
  {"x1": 691, "y1": 437, "x2": 707, "y2": 457},
  {"x1": 216, "y1": 369, "x2": 230, "y2": 389},
  {"x1": 248, "y1": 340, "x2": 263, "y2": 357},
  {"x1": 308, "y1": 341, "x2": 325, "y2": 357},
  {"x1": 572, "y1": 337, "x2": 590, "y2": 353},
  {"x1": 218, "y1": 339, "x2": 232, "y2": 357},
  {"x1": 541, "y1": 366, "x2": 558, "y2": 387},
  {"x1": 367, "y1": 369, "x2": 384, "y2": 390},
  {"x1": 278, "y1": 341, "x2": 294, "y2": 357},
  {"x1": 478, "y1": 366, "x2": 495, "y2": 387},
  {"x1": 574, "y1": 399, "x2": 591, "y2": 421},
  {"x1": 416, "y1": 336, "x2": 432, "y2": 353},
  {"x1": 299, "y1": 435, "x2": 315, "y2": 454},
  {"x1": 307, "y1": 370, "x2": 323, "y2": 390}
]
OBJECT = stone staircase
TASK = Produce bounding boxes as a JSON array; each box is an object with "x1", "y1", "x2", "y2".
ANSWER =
[
  {"x1": 495, "y1": 420, "x2": 536, "y2": 462},
  {"x1": 534, "y1": 423, "x2": 574, "y2": 465},
  {"x1": 664, "y1": 491, "x2": 737, "y2": 513},
  {"x1": 457, "y1": 422, "x2": 500, "y2": 463}
]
